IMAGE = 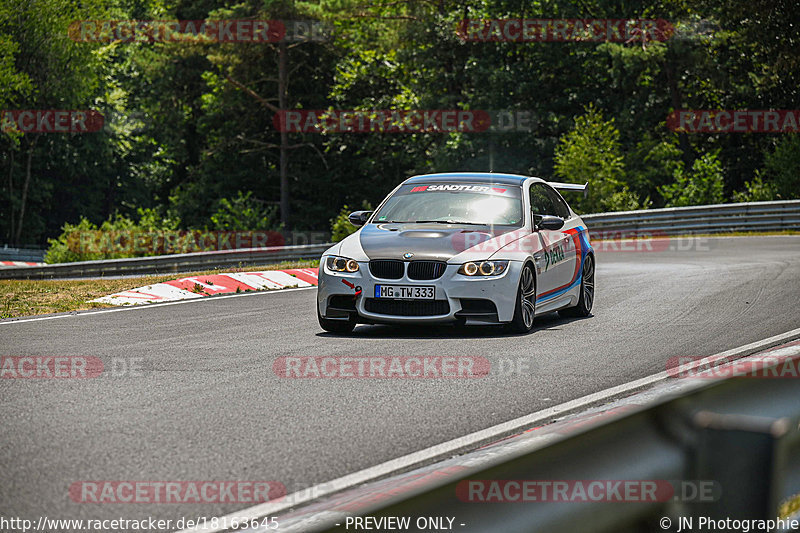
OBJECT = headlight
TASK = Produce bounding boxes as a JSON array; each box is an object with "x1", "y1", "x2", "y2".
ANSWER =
[
  {"x1": 458, "y1": 260, "x2": 509, "y2": 277},
  {"x1": 326, "y1": 256, "x2": 360, "y2": 273}
]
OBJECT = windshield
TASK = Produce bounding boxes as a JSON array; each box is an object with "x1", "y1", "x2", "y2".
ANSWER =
[{"x1": 372, "y1": 183, "x2": 523, "y2": 226}]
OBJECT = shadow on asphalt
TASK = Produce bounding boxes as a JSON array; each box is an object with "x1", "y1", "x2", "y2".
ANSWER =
[{"x1": 316, "y1": 312, "x2": 592, "y2": 339}]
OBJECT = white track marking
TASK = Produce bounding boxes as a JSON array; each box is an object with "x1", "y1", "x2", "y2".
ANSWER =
[
  {"x1": 0, "y1": 286, "x2": 316, "y2": 325},
  {"x1": 91, "y1": 283, "x2": 202, "y2": 305}
]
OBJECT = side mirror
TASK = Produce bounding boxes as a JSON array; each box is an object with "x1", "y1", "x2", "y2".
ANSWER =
[
  {"x1": 533, "y1": 214, "x2": 565, "y2": 231},
  {"x1": 348, "y1": 211, "x2": 373, "y2": 227}
]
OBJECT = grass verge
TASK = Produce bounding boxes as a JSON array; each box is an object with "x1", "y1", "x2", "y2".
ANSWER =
[{"x1": 0, "y1": 260, "x2": 318, "y2": 319}]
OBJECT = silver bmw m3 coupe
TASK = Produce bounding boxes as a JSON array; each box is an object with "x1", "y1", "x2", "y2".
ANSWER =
[{"x1": 316, "y1": 172, "x2": 594, "y2": 334}]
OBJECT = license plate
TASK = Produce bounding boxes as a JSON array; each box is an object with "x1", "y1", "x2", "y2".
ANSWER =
[{"x1": 374, "y1": 285, "x2": 435, "y2": 299}]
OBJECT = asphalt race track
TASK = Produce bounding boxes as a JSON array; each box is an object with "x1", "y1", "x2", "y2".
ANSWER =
[{"x1": 2, "y1": 235, "x2": 799, "y2": 529}]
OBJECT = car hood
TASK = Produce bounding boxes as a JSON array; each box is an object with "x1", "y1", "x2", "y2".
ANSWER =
[{"x1": 356, "y1": 222, "x2": 520, "y2": 261}]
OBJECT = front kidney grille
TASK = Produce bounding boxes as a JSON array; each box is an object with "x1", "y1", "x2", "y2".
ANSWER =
[
  {"x1": 364, "y1": 298, "x2": 450, "y2": 316},
  {"x1": 369, "y1": 260, "x2": 404, "y2": 279},
  {"x1": 407, "y1": 260, "x2": 447, "y2": 280}
]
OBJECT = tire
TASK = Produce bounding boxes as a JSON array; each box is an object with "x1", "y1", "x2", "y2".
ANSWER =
[
  {"x1": 559, "y1": 254, "x2": 595, "y2": 318},
  {"x1": 507, "y1": 263, "x2": 537, "y2": 333},
  {"x1": 317, "y1": 308, "x2": 356, "y2": 334}
]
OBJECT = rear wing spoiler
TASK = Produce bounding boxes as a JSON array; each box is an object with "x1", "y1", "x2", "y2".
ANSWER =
[{"x1": 548, "y1": 181, "x2": 589, "y2": 198}]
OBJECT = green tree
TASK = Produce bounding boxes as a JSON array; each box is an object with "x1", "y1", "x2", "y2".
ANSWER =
[
  {"x1": 330, "y1": 205, "x2": 356, "y2": 243},
  {"x1": 660, "y1": 151, "x2": 725, "y2": 207},
  {"x1": 759, "y1": 136, "x2": 800, "y2": 200},
  {"x1": 733, "y1": 173, "x2": 777, "y2": 203},
  {"x1": 553, "y1": 105, "x2": 640, "y2": 213},
  {"x1": 210, "y1": 191, "x2": 280, "y2": 231},
  {"x1": 0, "y1": 0, "x2": 111, "y2": 244},
  {"x1": 5, "y1": 0, "x2": 800, "y2": 250},
  {"x1": 44, "y1": 208, "x2": 180, "y2": 263},
  {"x1": 331, "y1": 201, "x2": 371, "y2": 242}
]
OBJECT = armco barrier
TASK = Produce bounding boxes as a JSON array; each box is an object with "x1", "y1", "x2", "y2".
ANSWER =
[
  {"x1": 0, "y1": 246, "x2": 46, "y2": 262},
  {"x1": 0, "y1": 243, "x2": 330, "y2": 280},
  {"x1": 2, "y1": 200, "x2": 798, "y2": 279},
  {"x1": 582, "y1": 199, "x2": 800, "y2": 235}
]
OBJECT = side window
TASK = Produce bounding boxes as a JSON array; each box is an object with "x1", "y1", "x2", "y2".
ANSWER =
[
  {"x1": 542, "y1": 186, "x2": 571, "y2": 219},
  {"x1": 529, "y1": 184, "x2": 555, "y2": 216}
]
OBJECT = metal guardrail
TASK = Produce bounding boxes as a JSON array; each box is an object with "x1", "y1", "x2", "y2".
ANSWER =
[
  {"x1": 582, "y1": 199, "x2": 800, "y2": 235},
  {"x1": 0, "y1": 243, "x2": 330, "y2": 280},
  {"x1": 2, "y1": 200, "x2": 798, "y2": 279},
  {"x1": 0, "y1": 246, "x2": 46, "y2": 262},
  {"x1": 312, "y1": 345, "x2": 800, "y2": 533}
]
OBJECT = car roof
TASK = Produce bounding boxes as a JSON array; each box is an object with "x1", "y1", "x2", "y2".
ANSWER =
[{"x1": 403, "y1": 172, "x2": 543, "y2": 186}]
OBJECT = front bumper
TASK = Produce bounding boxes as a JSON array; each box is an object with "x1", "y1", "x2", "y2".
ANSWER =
[{"x1": 317, "y1": 259, "x2": 523, "y2": 324}]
